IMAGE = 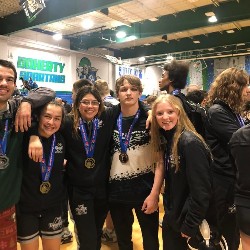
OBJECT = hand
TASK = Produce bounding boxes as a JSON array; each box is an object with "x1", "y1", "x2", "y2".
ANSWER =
[
  {"x1": 28, "y1": 136, "x2": 43, "y2": 162},
  {"x1": 141, "y1": 194, "x2": 159, "y2": 214},
  {"x1": 146, "y1": 110, "x2": 152, "y2": 129},
  {"x1": 15, "y1": 102, "x2": 32, "y2": 132},
  {"x1": 181, "y1": 232, "x2": 189, "y2": 238}
]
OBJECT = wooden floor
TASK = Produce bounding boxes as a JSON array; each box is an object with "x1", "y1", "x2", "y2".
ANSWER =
[{"x1": 17, "y1": 197, "x2": 242, "y2": 250}]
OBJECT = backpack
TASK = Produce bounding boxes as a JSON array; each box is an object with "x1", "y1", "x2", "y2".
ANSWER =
[{"x1": 173, "y1": 92, "x2": 207, "y2": 137}]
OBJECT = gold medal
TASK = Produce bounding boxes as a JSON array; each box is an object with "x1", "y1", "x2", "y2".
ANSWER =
[
  {"x1": 40, "y1": 181, "x2": 51, "y2": 194},
  {"x1": 85, "y1": 158, "x2": 95, "y2": 168},
  {"x1": 119, "y1": 153, "x2": 129, "y2": 163}
]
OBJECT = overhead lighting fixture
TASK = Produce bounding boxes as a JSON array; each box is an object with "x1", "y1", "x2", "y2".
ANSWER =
[
  {"x1": 208, "y1": 48, "x2": 214, "y2": 51},
  {"x1": 149, "y1": 17, "x2": 158, "y2": 22},
  {"x1": 53, "y1": 33, "x2": 62, "y2": 41},
  {"x1": 116, "y1": 31, "x2": 126, "y2": 39},
  {"x1": 144, "y1": 43, "x2": 151, "y2": 46},
  {"x1": 237, "y1": 43, "x2": 245, "y2": 46},
  {"x1": 81, "y1": 19, "x2": 94, "y2": 30},
  {"x1": 226, "y1": 30, "x2": 235, "y2": 34},
  {"x1": 138, "y1": 57, "x2": 146, "y2": 62},
  {"x1": 208, "y1": 15, "x2": 217, "y2": 23},
  {"x1": 125, "y1": 35, "x2": 137, "y2": 41},
  {"x1": 193, "y1": 40, "x2": 200, "y2": 44},
  {"x1": 205, "y1": 12, "x2": 215, "y2": 17},
  {"x1": 20, "y1": 0, "x2": 46, "y2": 23}
]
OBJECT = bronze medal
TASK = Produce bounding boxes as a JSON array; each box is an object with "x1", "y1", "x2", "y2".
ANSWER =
[
  {"x1": 40, "y1": 181, "x2": 51, "y2": 194},
  {"x1": 119, "y1": 153, "x2": 129, "y2": 163},
  {"x1": 0, "y1": 155, "x2": 9, "y2": 170},
  {"x1": 85, "y1": 158, "x2": 95, "y2": 168}
]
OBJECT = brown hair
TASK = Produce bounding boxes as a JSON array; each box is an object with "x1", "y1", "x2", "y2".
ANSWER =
[
  {"x1": 206, "y1": 68, "x2": 249, "y2": 113},
  {"x1": 115, "y1": 75, "x2": 143, "y2": 95}
]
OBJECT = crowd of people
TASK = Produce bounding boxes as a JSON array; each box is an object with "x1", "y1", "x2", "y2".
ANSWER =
[{"x1": 0, "y1": 58, "x2": 249, "y2": 250}]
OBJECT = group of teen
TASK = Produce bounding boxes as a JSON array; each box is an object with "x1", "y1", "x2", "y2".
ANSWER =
[{"x1": 0, "y1": 58, "x2": 250, "y2": 250}]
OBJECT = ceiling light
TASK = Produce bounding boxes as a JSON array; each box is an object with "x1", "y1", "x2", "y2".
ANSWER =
[
  {"x1": 205, "y1": 12, "x2": 215, "y2": 17},
  {"x1": 81, "y1": 19, "x2": 94, "y2": 29},
  {"x1": 237, "y1": 43, "x2": 245, "y2": 46},
  {"x1": 125, "y1": 35, "x2": 137, "y2": 41},
  {"x1": 144, "y1": 43, "x2": 151, "y2": 46},
  {"x1": 208, "y1": 15, "x2": 217, "y2": 23},
  {"x1": 149, "y1": 17, "x2": 158, "y2": 22},
  {"x1": 116, "y1": 31, "x2": 126, "y2": 39},
  {"x1": 193, "y1": 40, "x2": 200, "y2": 44},
  {"x1": 138, "y1": 57, "x2": 145, "y2": 62},
  {"x1": 226, "y1": 30, "x2": 235, "y2": 34},
  {"x1": 208, "y1": 48, "x2": 214, "y2": 51},
  {"x1": 53, "y1": 33, "x2": 62, "y2": 41}
]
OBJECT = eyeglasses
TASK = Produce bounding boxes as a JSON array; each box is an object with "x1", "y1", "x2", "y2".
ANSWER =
[{"x1": 80, "y1": 100, "x2": 100, "y2": 107}]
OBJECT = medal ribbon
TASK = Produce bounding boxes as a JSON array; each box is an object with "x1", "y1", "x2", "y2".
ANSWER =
[
  {"x1": 235, "y1": 114, "x2": 245, "y2": 127},
  {"x1": 172, "y1": 89, "x2": 181, "y2": 96},
  {"x1": 79, "y1": 118, "x2": 98, "y2": 158},
  {"x1": 40, "y1": 134, "x2": 56, "y2": 182},
  {"x1": 117, "y1": 109, "x2": 140, "y2": 154},
  {"x1": 0, "y1": 120, "x2": 9, "y2": 155}
]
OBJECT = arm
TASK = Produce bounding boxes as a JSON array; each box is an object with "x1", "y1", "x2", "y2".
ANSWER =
[
  {"x1": 15, "y1": 87, "x2": 56, "y2": 132},
  {"x1": 142, "y1": 160, "x2": 164, "y2": 214},
  {"x1": 180, "y1": 137, "x2": 212, "y2": 238}
]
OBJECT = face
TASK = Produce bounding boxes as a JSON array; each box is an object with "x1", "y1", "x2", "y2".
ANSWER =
[
  {"x1": 242, "y1": 86, "x2": 250, "y2": 102},
  {"x1": 0, "y1": 65, "x2": 16, "y2": 106},
  {"x1": 78, "y1": 93, "x2": 100, "y2": 121},
  {"x1": 159, "y1": 70, "x2": 171, "y2": 91},
  {"x1": 117, "y1": 80, "x2": 141, "y2": 107},
  {"x1": 38, "y1": 104, "x2": 63, "y2": 138},
  {"x1": 155, "y1": 101, "x2": 179, "y2": 131}
]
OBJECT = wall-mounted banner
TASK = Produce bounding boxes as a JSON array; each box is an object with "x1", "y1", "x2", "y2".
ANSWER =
[
  {"x1": 115, "y1": 65, "x2": 144, "y2": 80},
  {"x1": 76, "y1": 57, "x2": 98, "y2": 82},
  {"x1": 17, "y1": 56, "x2": 66, "y2": 84}
]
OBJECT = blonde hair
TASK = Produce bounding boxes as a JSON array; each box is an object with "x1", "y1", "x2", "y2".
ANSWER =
[{"x1": 150, "y1": 94, "x2": 208, "y2": 171}]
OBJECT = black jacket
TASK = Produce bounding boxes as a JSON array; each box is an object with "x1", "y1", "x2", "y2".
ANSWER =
[
  {"x1": 163, "y1": 130, "x2": 212, "y2": 238},
  {"x1": 61, "y1": 106, "x2": 119, "y2": 198},
  {"x1": 229, "y1": 124, "x2": 250, "y2": 207},
  {"x1": 205, "y1": 100, "x2": 243, "y2": 179},
  {"x1": 18, "y1": 131, "x2": 65, "y2": 212}
]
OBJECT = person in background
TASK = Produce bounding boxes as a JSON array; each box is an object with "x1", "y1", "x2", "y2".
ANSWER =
[
  {"x1": 229, "y1": 123, "x2": 250, "y2": 250},
  {"x1": 109, "y1": 75, "x2": 163, "y2": 250},
  {"x1": 150, "y1": 94, "x2": 212, "y2": 250},
  {"x1": 186, "y1": 89, "x2": 207, "y2": 105},
  {"x1": 0, "y1": 59, "x2": 55, "y2": 250},
  {"x1": 143, "y1": 95, "x2": 157, "y2": 108},
  {"x1": 72, "y1": 79, "x2": 93, "y2": 103},
  {"x1": 95, "y1": 78, "x2": 119, "y2": 244},
  {"x1": 205, "y1": 67, "x2": 249, "y2": 250},
  {"x1": 95, "y1": 79, "x2": 119, "y2": 107},
  {"x1": 242, "y1": 101, "x2": 250, "y2": 125},
  {"x1": 186, "y1": 83, "x2": 201, "y2": 93},
  {"x1": 17, "y1": 101, "x2": 65, "y2": 250}
]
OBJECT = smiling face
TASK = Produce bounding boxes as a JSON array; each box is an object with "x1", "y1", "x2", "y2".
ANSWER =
[
  {"x1": 155, "y1": 101, "x2": 179, "y2": 130},
  {"x1": 38, "y1": 104, "x2": 63, "y2": 138},
  {"x1": 78, "y1": 93, "x2": 100, "y2": 121},
  {"x1": 0, "y1": 65, "x2": 16, "y2": 109}
]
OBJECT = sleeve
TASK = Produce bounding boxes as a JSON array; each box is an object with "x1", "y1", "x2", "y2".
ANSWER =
[
  {"x1": 22, "y1": 87, "x2": 56, "y2": 108},
  {"x1": 207, "y1": 106, "x2": 240, "y2": 145},
  {"x1": 180, "y1": 136, "x2": 212, "y2": 237}
]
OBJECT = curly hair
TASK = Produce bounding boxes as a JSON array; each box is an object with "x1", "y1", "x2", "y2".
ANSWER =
[
  {"x1": 206, "y1": 68, "x2": 249, "y2": 113},
  {"x1": 72, "y1": 86, "x2": 104, "y2": 136},
  {"x1": 150, "y1": 94, "x2": 209, "y2": 171},
  {"x1": 163, "y1": 60, "x2": 189, "y2": 89}
]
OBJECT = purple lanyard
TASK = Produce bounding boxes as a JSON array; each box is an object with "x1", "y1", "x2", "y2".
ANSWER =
[
  {"x1": 117, "y1": 109, "x2": 140, "y2": 153},
  {"x1": 79, "y1": 118, "x2": 98, "y2": 158},
  {"x1": 235, "y1": 114, "x2": 245, "y2": 127},
  {"x1": 40, "y1": 134, "x2": 56, "y2": 182},
  {"x1": 0, "y1": 120, "x2": 8, "y2": 155}
]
